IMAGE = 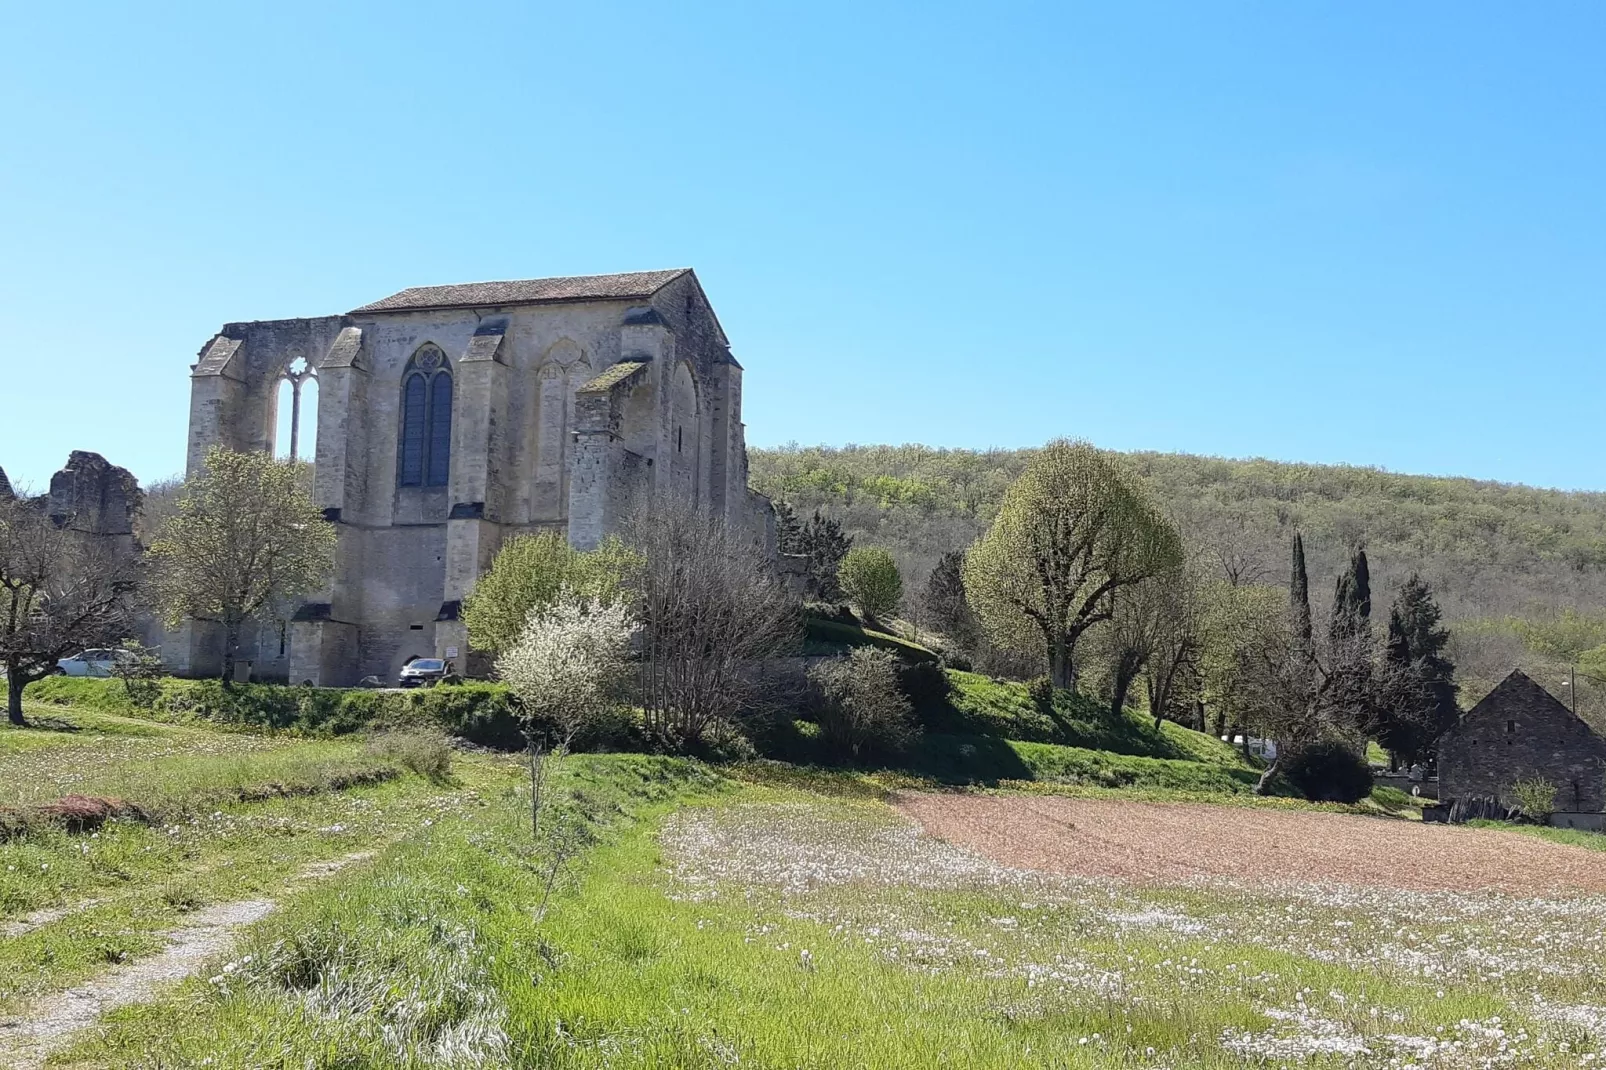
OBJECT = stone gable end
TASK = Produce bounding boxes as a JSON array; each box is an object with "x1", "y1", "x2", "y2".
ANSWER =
[{"x1": 1438, "y1": 670, "x2": 1606, "y2": 812}]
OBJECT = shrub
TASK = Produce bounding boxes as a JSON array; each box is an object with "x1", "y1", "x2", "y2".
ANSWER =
[
  {"x1": 367, "y1": 730, "x2": 453, "y2": 783},
  {"x1": 838, "y1": 547, "x2": 902, "y2": 621},
  {"x1": 1509, "y1": 776, "x2": 1558, "y2": 823},
  {"x1": 109, "y1": 640, "x2": 166, "y2": 708},
  {"x1": 1282, "y1": 740, "x2": 1373, "y2": 803},
  {"x1": 1026, "y1": 675, "x2": 1055, "y2": 714},
  {"x1": 896, "y1": 658, "x2": 951, "y2": 711},
  {"x1": 497, "y1": 593, "x2": 636, "y2": 749},
  {"x1": 809, "y1": 647, "x2": 920, "y2": 765}
]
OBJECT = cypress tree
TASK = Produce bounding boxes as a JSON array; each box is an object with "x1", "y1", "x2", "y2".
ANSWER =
[
  {"x1": 1393, "y1": 574, "x2": 1459, "y2": 735},
  {"x1": 1375, "y1": 575, "x2": 1460, "y2": 766},
  {"x1": 1290, "y1": 532, "x2": 1312, "y2": 642},
  {"x1": 1329, "y1": 547, "x2": 1373, "y2": 643},
  {"x1": 773, "y1": 500, "x2": 803, "y2": 555},
  {"x1": 1352, "y1": 548, "x2": 1372, "y2": 622},
  {"x1": 799, "y1": 510, "x2": 853, "y2": 601},
  {"x1": 923, "y1": 550, "x2": 970, "y2": 638}
]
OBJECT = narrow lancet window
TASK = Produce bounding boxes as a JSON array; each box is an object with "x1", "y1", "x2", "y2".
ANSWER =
[{"x1": 398, "y1": 345, "x2": 452, "y2": 487}]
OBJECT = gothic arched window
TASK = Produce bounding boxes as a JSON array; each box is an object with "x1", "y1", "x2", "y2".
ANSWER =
[{"x1": 399, "y1": 344, "x2": 452, "y2": 487}]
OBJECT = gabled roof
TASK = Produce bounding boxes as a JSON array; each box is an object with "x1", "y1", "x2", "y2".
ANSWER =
[
  {"x1": 350, "y1": 269, "x2": 692, "y2": 314},
  {"x1": 1456, "y1": 669, "x2": 1595, "y2": 735}
]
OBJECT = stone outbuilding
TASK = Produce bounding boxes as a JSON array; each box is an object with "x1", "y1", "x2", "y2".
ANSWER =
[
  {"x1": 177, "y1": 269, "x2": 777, "y2": 685},
  {"x1": 1438, "y1": 670, "x2": 1606, "y2": 826}
]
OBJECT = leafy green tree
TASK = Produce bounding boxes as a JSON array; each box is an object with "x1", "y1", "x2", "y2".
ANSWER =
[
  {"x1": 921, "y1": 549, "x2": 977, "y2": 651},
  {"x1": 462, "y1": 532, "x2": 638, "y2": 655},
  {"x1": 1512, "y1": 608, "x2": 1606, "y2": 662},
  {"x1": 962, "y1": 440, "x2": 1183, "y2": 690},
  {"x1": 149, "y1": 447, "x2": 336, "y2": 684},
  {"x1": 838, "y1": 546, "x2": 902, "y2": 620},
  {"x1": 1198, "y1": 580, "x2": 1286, "y2": 737}
]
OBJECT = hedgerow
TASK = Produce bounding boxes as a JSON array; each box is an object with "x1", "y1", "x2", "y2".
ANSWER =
[{"x1": 25, "y1": 676, "x2": 529, "y2": 749}]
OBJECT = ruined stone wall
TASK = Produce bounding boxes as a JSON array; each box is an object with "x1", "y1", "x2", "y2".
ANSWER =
[
  {"x1": 1440, "y1": 672, "x2": 1606, "y2": 812},
  {"x1": 185, "y1": 275, "x2": 770, "y2": 684}
]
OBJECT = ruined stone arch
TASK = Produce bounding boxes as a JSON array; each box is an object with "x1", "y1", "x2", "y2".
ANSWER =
[
  {"x1": 398, "y1": 343, "x2": 453, "y2": 487},
  {"x1": 271, "y1": 351, "x2": 318, "y2": 461}
]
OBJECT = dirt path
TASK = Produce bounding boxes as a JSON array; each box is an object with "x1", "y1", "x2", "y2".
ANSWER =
[
  {"x1": 895, "y1": 793, "x2": 1606, "y2": 895},
  {"x1": 0, "y1": 850, "x2": 374, "y2": 1070}
]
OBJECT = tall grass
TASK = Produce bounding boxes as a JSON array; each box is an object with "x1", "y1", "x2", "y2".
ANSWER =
[{"x1": 56, "y1": 755, "x2": 1601, "y2": 1069}]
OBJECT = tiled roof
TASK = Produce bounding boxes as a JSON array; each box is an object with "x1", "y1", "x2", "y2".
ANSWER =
[
  {"x1": 351, "y1": 269, "x2": 690, "y2": 314},
  {"x1": 577, "y1": 361, "x2": 650, "y2": 394}
]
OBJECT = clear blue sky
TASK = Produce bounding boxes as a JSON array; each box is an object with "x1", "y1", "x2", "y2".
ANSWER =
[{"x1": 3, "y1": 1, "x2": 1603, "y2": 492}]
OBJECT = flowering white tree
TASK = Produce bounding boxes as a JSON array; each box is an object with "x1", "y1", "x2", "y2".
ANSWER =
[{"x1": 497, "y1": 592, "x2": 636, "y2": 836}]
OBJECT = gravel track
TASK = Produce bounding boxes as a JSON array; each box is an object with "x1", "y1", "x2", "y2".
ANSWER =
[
  {"x1": 894, "y1": 794, "x2": 1606, "y2": 895},
  {"x1": 0, "y1": 850, "x2": 375, "y2": 1070}
]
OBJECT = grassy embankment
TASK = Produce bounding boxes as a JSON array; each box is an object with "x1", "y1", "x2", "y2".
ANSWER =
[
  {"x1": 27, "y1": 665, "x2": 1408, "y2": 810},
  {"x1": 54, "y1": 754, "x2": 1606, "y2": 1068},
  {"x1": 0, "y1": 701, "x2": 481, "y2": 1017}
]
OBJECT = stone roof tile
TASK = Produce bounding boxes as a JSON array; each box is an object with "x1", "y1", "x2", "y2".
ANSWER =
[
  {"x1": 577, "y1": 361, "x2": 650, "y2": 395},
  {"x1": 351, "y1": 269, "x2": 690, "y2": 314}
]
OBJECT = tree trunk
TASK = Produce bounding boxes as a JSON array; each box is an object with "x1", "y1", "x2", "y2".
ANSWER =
[
  {"x1": 222, "y1": 620, "x2": 241, "y2": 689},
  {"x1": 1254, "y1": 754, "x2": 1282, "y2": 795},
  {"x1": 7, "y1": 669, "x2": 26, "y2": 727},
  {"x1": 529, "y1": 742, "x2": 545, "y2": 840},
  {"x1": 1111, "y1": 668, "x2": 1136, "y2": 720},
  {"x1": 1049, "y1": 637, "x2": 1073, "y2": 690}
]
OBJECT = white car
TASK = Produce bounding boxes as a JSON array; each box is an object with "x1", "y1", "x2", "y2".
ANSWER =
[{"x1": 56, "y1": 649, "x2": 130, "y2": 678}]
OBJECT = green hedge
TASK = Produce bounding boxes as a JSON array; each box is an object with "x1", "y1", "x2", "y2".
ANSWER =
[{"x1": 25, "y1": 677, "x2": 528, "y2": 750}]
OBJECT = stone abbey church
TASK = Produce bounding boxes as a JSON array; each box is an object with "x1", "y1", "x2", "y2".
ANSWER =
[{"x1": 179, "y1": 269, "x2": 775, "y2": 686}]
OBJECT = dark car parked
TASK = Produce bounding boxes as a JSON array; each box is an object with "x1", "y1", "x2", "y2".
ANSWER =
[{"x1": 398, "y1": 658, "x2": 450, "y2": 688}]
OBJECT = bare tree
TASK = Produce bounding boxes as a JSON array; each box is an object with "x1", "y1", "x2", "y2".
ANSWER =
[
  {"x1": 809, "y1": 647, "x2": 919, "y2": 764},
  {"x1": 1230, "y1": 608, "x2": 1427, "y2": 793},
  {"x1": 1208, "y1": 514, "x2": 1271, "y2": 588},
  {"x1": 1093, "y1": 562, "x2": 1205, "y2": 724},
  {"x1": 1143, "y1": 566, "x2": 1204, "y2": 730},
  {"x1": 628, "y1": 505, "x2": 800, "y2": 749},
  {"x1": 147, "y1": 447, "x2": 336, "y2": 684},
  {"x1": 0, "y1": 493, "x2": 137, "y2": 724}
]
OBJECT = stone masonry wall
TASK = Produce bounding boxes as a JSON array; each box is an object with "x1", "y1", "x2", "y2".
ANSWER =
[{"x1": 1439, "y1": 671, "x2": 1606, "y2": 812}]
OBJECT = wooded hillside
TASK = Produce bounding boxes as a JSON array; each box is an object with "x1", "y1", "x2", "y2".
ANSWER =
[{"x1": 750, "y1": 444, "x2": 1606, "y2": 705}]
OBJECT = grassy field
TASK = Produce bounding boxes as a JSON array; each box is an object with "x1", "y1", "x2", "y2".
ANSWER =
[
  {"x1": 9, "y1": 711, "x2": 1597, "y2": 1069},
  {"x1": 0, "y1": 703, "x2": 479, "y2": 1028}
]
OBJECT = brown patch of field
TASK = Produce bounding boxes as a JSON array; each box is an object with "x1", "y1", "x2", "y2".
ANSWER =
[{"x1": 894, "y1": 793, "x2": 1606, "y2": 895}]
